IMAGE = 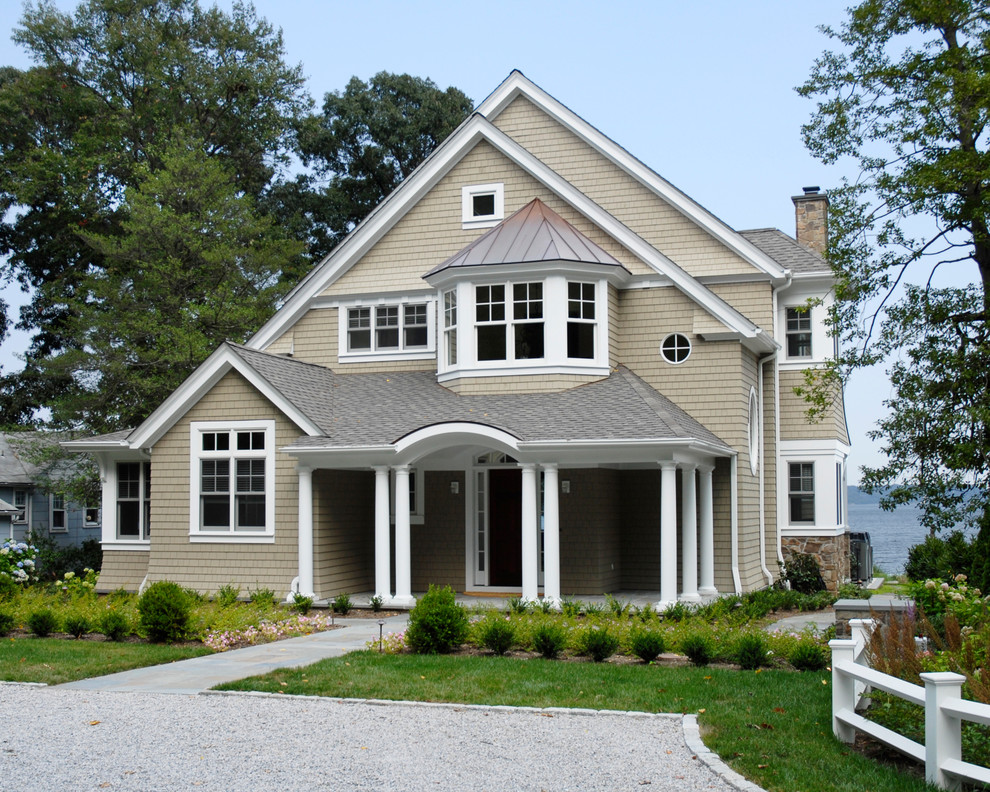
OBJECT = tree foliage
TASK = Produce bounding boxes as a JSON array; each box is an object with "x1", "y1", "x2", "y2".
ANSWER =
[
  {"x1": 272, "y1": 72, "x2": 472, "y2": 260},
  {"x1": 799, "y1": 0, "x2": 990, "y2": 531},
  {"x1": 0, "y1": 0, "x2": 308, "y2": 425}
]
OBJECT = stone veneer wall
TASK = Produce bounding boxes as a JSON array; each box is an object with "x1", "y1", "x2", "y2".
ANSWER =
[{"x1": 781, "y1": 532, "x2": 851, "y2": 592}]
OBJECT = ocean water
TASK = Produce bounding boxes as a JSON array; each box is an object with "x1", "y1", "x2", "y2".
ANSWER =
[{"x1": 847, "y1": 501, "x2": 976, "y2": 575}]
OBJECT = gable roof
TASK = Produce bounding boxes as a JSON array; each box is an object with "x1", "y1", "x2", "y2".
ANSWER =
[
  {"x1": 247, "y1": 75, "x2": 779, "y2": 354},
  {"x1": 426, "y1": 198, "x2": 625, "y2": 276},
  {"x1": 739, "y1": 229, "x2": 829, "y2": 275}
]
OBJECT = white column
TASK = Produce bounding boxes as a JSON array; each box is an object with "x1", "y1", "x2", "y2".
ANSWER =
[
  {"x1": 392, "y1": 466, "x2": 415, "y2": 607},
  {"x1": 658, "y1": 461, "x2": 678, "y2": 608},
  {"x1": 520, "y1": 463, "x2": 539, "y2": 603},
  {"x1": 297, "y1": 465, "x2": 314, "y2": 597},
  {"x1": 373, "y1": 466, "x2": 391, "y2": 601},
  {"x1": 680, "y1": 464, "x2": 700, "y2": 602},
  {"x1": 542, "y1": 464, "x2": 561, "y2": 607},
  {"x1": 698, "y1": 464, "x2": 717, "y2": 596}
]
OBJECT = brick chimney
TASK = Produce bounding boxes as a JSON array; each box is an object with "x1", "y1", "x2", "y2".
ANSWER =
[{"x1": 792, "y1": 186, "x2": 829, "y2": 255}]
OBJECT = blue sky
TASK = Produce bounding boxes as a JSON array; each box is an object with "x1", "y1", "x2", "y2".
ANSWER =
[{"x1": 0, "y1": 0, "x2": 898, "y2": 478}]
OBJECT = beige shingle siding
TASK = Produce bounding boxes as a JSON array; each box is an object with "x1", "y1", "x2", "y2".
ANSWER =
[
  {"x1": 94, "y1": 550, "x2": 149, "y2": 593},
  {"x1": 143, "y1": 371, "x2": 303, "y2": 595},
  {"x1": 322, "y1": 141, "x2": 653, "y2": 301},
  {"x1": 313, "y1": 469, "x2": 374, "y2": 598},
  {"x1": 411, "y1": 472, "x2": 466, "y2": 590},
  {"x1": 779, "y1": 369, "x2": 848, "y2": 443},
  {"x1": 558, "y1": 469, "x2": 622, "y2": 592},
  {"x1": 709, "y1": 282, "x2": 774, "y2": 330},
  {"x1": 492, "y1": 96, "x2": 760, "y2": 279},
  {"x1": 444, "y1": 373, "x2": 603, "y2": 395}
]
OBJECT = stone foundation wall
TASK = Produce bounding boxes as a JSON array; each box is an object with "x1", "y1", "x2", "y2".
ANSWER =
[{"x1": 781, "y1": 532, "x2": 850, "y2": 592}]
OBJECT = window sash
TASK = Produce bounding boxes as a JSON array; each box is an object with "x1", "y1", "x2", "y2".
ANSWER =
[
  {"x1": 117, "y1": 462, "x2": 150, "y2": 540},
  {"x1": 786, "y1": 308, "x2": 812, "y2": 357},
  {"x1": 788, "y1": 463, "x2": 815, "y2": 523},
  {"x1": 348, "y1": 304, "x2": 430, "y2": 353}
]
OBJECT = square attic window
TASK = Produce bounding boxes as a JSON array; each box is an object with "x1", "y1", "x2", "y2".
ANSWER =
[{"x1": 462, "y1": 183, "x2": 504, "y2": 228}]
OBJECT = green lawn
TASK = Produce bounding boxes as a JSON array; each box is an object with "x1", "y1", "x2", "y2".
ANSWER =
[
  {"x1": 216, "y1": 652, "x2": 930, "y2": 792},
  {"x1": 0, "y1": 637, "x2": 212, "y2": 685}
]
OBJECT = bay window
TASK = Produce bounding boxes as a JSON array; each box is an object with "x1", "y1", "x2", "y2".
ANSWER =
[{"x1": 567, "y1": 282, "x2": 595, "y2": 359}]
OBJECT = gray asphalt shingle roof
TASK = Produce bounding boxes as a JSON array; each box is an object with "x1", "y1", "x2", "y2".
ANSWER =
[
  {"x1": 223, "y1": 344, "x2": 729, "y2": 452},
  {"x1": 739, "y1": 228, "x2": 829, "y2": 274}
]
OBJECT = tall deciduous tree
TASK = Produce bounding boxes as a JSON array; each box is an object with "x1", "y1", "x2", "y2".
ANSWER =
[
  {"x1": 272, "y1": 72, "x2": 473, "y2": 261},
  {"x1": 799, "y1": 1, "x2": 990, "y2": 533},
  {"x1": 0, "y1": 0, "x2": 308, "y2": 425}
]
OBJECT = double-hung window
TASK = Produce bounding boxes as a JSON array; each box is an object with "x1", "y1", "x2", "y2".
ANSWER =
[
  {"x1": 512, "y1": 283, "x2": 544, "y2": 359},
  {"x1": 785, "y1": 307, "x2": 812, "y2": 358},
  {"x1": 443, "y1": 290, "x2": 457, "y2": 366},
  {"x1": 346, "y1": 304, "x2": 431, "y2": 354},
  {"x1": 567, "y1": 282, "x2": 596, "y2": 359},
  {"x1": 117, "y1": 462, "x2": 151, "y2": 540},
  {"x1": 476, "y1": 282, "x2": 545, "y2": 362},
  {"x1": 788, "y1": 462, "x2": 815, "y2": 524},
  {"x1": 191, "y1": 421, "x2": 274, "y2": 540},
  {"x1": 476, "y1": 285, "x2": 506, "y2": 361},
  {"x1": 12, "y1": 490, "x2": 26, "y2": 524},
  {"x1": 50, "y1": 494, "x2": 66, "y2": 533}
]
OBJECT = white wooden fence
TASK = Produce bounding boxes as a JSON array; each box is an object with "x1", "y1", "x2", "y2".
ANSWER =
[{"x1": 830, "y1": 618, "x2": 990, "y2": 791}]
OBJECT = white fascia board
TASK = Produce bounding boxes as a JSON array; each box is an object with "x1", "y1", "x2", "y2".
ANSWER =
[
  {"x1": 478, "y1": 71, "x2": 789, "y2": 282},
  {"x1": 425, "y1": 259, "x2": 629, "y2": 290},
  {"x1": 61, "y1": 438, "x2": 132, "y2": 452},
  {"x1": 519, "y1": 438, "x2": 733, "y2": 465},
  {"x1": 127, "y1": 345, "x2": 323, "y2": 449}
]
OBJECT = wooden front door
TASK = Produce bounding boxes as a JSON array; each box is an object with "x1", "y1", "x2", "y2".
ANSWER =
[{"x1": 488, "y1": 468, "x2": 522, "y2": 587}]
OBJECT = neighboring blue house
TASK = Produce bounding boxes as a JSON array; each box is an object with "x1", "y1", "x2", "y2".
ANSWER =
[{"x1": 0, "y1": 432, "x2": 100, "y2": 547}]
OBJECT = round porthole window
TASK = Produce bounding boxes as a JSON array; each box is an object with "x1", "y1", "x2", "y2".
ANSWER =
[{"x1": 660, "y1": 333, "x2": 691, "y2": 364}]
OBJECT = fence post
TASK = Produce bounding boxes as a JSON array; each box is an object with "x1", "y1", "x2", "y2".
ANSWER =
[
  {"x1": 921, "y1": 671, "x2": 965, "y2": 791},
  {"x1": 829, "y1": 638, "x2": 857, "y2": 743}
]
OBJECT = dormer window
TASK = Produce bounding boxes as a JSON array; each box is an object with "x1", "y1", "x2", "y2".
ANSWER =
[
  {"x1": 339, "y1": 299, "x2": 436, "y2": 362},
  {"x1": 462, "y1": 183, "x2": 504, "y2": 229}
]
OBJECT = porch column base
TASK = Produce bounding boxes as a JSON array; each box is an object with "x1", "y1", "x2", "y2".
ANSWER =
[
  {"x1": 679, "y1": 592, "x2": 703, "y2": 604},
  {"x1": 656, "y1": 599, "x2": 677, "y2": 611},
  {"x1": 385, "y1": 594, "x2": 416, "y2": 609},
  {"x1": 699, "y1": 586, "x2": 719, "y2": 598}
]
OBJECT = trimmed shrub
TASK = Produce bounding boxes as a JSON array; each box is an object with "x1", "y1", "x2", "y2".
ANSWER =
[
  {"x1": 406, "y1": 585, "x2": 468, "y2": 654},
  {"x1": 681, "y1": 632, "x2": 716, "y2": 666},
  {"x1": 249, "y1": 587, "x2": 277, "y2": 607},
  {"x1": 734, "y1": 633, "x2": 769, "y2": 670},
  {"x1": 532, "y1": 621, "x2": 568, "y2": 659},
  {"x1": 27, "y1": 609, "x2": 58, "y2": 638},
  {"x1": 477, "y1": 614, "x2": 515, "y2": 656},
  {"x1": 789, "y1": 640, "x2": 829, "y2": 671},
  {"x1": 0, "y1": 610, "x2": 15, "y2": 636},
  {"x1": 138, "y1": 580, "x2": 192, "y2": 643},
  {"x1": 331, "y1": 592, "x2": 352, "y2": 616},
  {"x1": 576, "y1": 625, "x2": 619, "y2": 662},
  {"x1": 369, "y1": 594, "x2": 384, "y2": 613},
  {"x1": 629, "y1": 627, "x2": 666, "y2": 663},
  {"x1": 99, "y1": 609, "x2": 130, "y2": 642},
  {"x1": 64, "y1": 615, "x2": 91, "y2": 639}
]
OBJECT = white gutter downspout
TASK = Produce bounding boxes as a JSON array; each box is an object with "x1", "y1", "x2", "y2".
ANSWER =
[
  {"x1": 730, "y1": 455, "x2": 741, "y2": 594},
  {"x1": 772, "y1": 285, "x2": 786, "y2": 568},
  {"x1": 758, "y1": 352, "x2": 776, "y2": 587}
]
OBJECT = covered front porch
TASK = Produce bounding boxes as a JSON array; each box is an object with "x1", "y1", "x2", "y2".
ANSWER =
[{"x1": 288, "y1": 421, "x2": 736, "y2": 609}]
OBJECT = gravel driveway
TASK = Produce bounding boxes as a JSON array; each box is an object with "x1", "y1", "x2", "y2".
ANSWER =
[{"x1": 0, "y1": 685, "x2": 744, "y2": 791}]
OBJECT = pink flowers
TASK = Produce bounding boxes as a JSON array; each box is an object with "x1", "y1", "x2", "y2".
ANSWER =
[{"x1": 204, "y1": 613, "x2": 338, "y2": 652}]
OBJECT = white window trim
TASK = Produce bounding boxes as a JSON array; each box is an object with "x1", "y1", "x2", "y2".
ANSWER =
[
  {"x1": 787, "y1": 461, "x2": 815, "y2": 526},
  {"x1": 337, "y1": 298, "x2": 436, "y2": 363},
  {"x1": 11, "y1": 489, "x2": 27, "y2": 524},
  {"x1": 778, "y1": 440, "x2": 849, "y2": 534},
  {"x1": 747, "y1": 387, "x2": 760, "y2": 475},
  {"x1": 439, "y1": 275, "x2": 609, "y2": 379},
  {"x1": 784, "y1": 306, "x2": 813, "y2": 361},
  {"x1": 660, "y1": 332, "x2": 692, "y2": 365},
  {"x1": 84, "y1": 505, "x2": 101, "y2": 527},
  {"x1": 99, "y1": 459, "x2": 151, "y2": 547},
  {"x1": 49, "y1": 493, "x2": 67, "y2": 533},
  {"x1": 461, "y1": 183, "x2": 504, "y2": 229},
  {"x1": 189, "y1": 420, "x2": 276, "y2": 543}
]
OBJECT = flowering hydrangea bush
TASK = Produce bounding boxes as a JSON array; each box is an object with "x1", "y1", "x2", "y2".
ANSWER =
[
  {"x1": 58, "y1": 568, "x2": 99, "y2": 595},
  {"x1": 912, "y1": 574, "x2": 989, "y2": 631},
  {"x1": 0, "y1": 540, "x2": 38, "y2": 584},
  {"x1": 204, "y1": 612, "x2": 338, "y2": 652}
]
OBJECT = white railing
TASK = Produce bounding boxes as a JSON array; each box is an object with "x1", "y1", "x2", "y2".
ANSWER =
[{"x1": 830, "y1": 618, "x2": 990, "y2": 791}]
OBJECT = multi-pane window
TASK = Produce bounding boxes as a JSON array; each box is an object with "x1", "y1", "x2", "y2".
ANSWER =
[
  {"x1": 789, "y1": 463, "x2": 815, "y2": 523},
  {"x1": 84, "y1": 505, "x2": 101, "y2": 527},
  {"x1": 117, "y1": 462, "x2": 151, "y2": 540},
  {"x1": 12, "y1": 490, "x2": 26, "y2": 524},
  {"x1": 199, "y1": 429, "x2": 267, "y2": 532},
  {"x1": 786, "y1": 307, "x2": 812, "y2": 358},
  {"x1": 443, "y1": 290, "x2": 457, "y2": 366},
  {"x1": 512, "y1": 282, "x2": 544, "y2": 359},
  {"x1": 476, "y1": 285, "x2": 506, "y2": 361},
  {"x1": 347, "y1": 304, "x2": 429, "y2": 353},
  {"x1": 567, "y1": 282, "x2": 595, "y2": 359},
  {"x1": 661, "y1": 333, "x2": 692, "y2": 364},
  {"x1": 50, "y1": 494, "x2": 66, "y2": 532}
]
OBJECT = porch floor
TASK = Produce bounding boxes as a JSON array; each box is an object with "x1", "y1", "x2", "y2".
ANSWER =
[{"x1": 315, "y1": 591, "x2": 720, "y2": 612}]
